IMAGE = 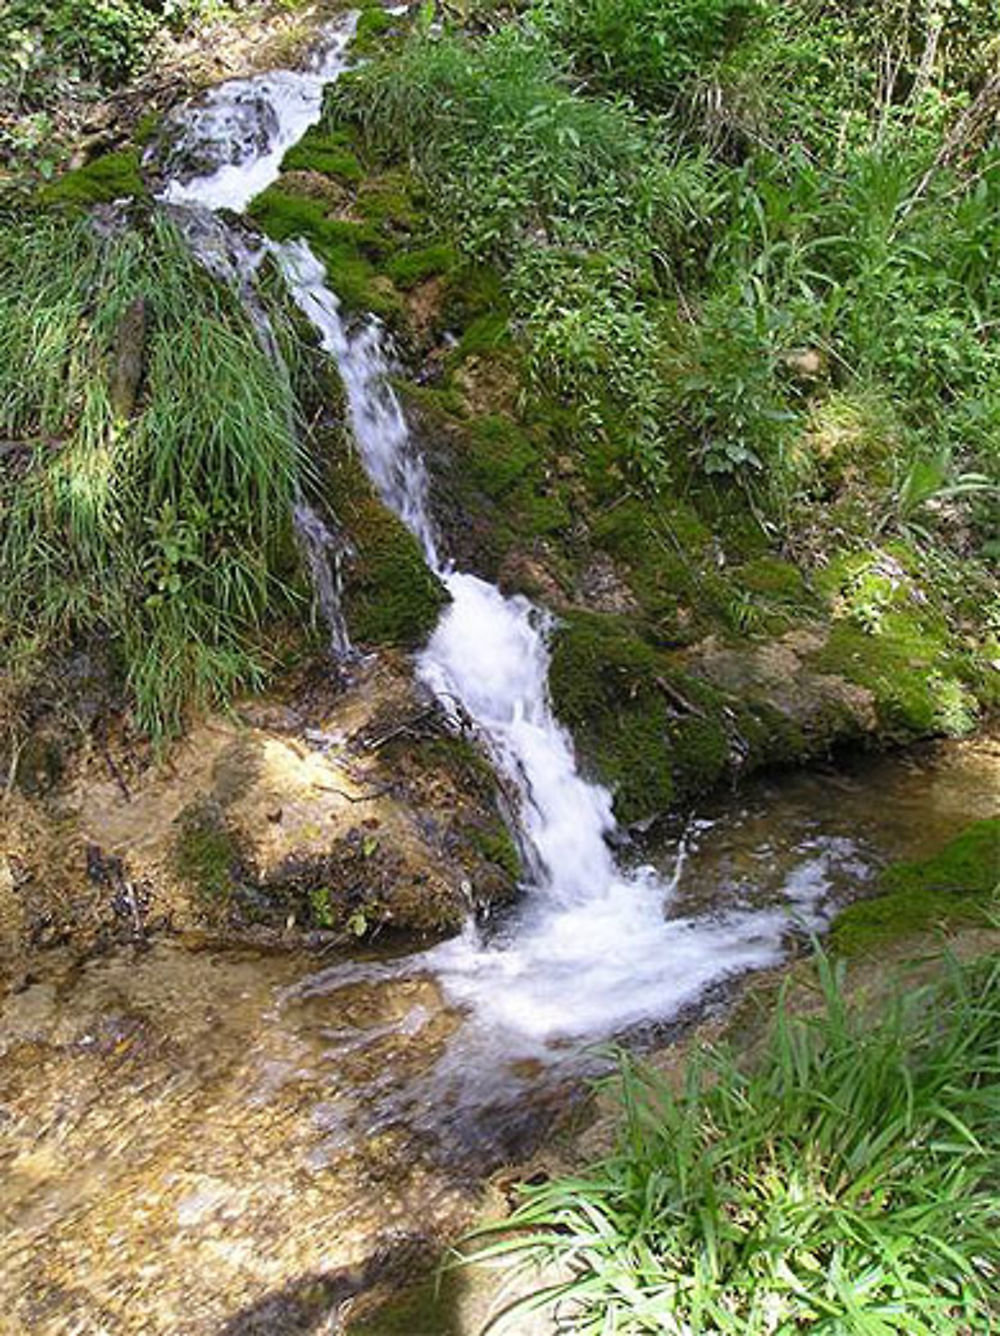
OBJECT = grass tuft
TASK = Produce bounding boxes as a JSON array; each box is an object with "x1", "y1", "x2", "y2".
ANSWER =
[
  {"x1": 463, "y1": 949, "x2": 1000, "y2": 1334},
  {"x1": 0, "y1": 211, "x2": 304, "y2": 738}
]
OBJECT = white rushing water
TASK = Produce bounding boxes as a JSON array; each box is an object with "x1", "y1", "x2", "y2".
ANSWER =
[
  {"x1": 156, "y1": 15, "x2": 359, "y2": 212},
  {"x1": 156, "y1": 14, "x2": 840, "y2": 1064}
]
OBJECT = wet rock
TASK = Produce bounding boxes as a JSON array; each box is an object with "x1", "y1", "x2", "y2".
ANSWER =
[
  {"x1": 684, "y1": 627, "x2": 878, "y2": 739},
  {"x1": 107, "y1": 296, "x2": 147, "y2": 420},
  {"x1": 0, "y1": 657, "x2": 518, "y2": 975}
]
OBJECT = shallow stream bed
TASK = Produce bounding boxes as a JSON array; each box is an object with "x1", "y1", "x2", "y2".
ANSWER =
[{"x1": 1, "y1": 734, "x2": 995, "y2": 1336}]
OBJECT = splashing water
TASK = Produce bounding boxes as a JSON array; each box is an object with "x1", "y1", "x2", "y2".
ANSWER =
[{"x1": 157, "y1": 14, "x2": 845, "y2": 1082}]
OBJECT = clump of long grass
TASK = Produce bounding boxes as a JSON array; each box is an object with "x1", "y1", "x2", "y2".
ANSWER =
[
  {"x1": 463, "y1": 950, "x2": 1000, "y2": 1334},
  {"x1": 0, "y1": 211, "x2": 303, "y2": 737}
]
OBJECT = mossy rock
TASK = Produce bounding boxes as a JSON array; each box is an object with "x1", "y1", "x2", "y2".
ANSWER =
[
  {"x1": 249, "y1": 183, "x2": 403, "y2": 320},
  {"x1": 173, "y1": 799, "x2": 244, "y2": 903},
  {"x1": 40, "y1": 150, "x2": 145, "y2": 207},
  {"x1": 386, "y1": 243, "x2": 459, "y2": 290},
  {"x1": 406, "y1": 383, "x2": 575, "y2": 579},
  {"x1": 830, "y1": 818, "x2": 1000, "y2": 953},
  {"x1": 376, "y1": 732, "x2": 522, "y2": 905},
  {"x1": 549, "y1": 610, "x2": 738, "y2": 824},
  {"x1": 281, "y1": 128, "x2": 364, "y2": 181},
  {"x1": 354, "y1": 170, "x2": 427, "y2": 235},
  {"x1": 421, "y1": 736, "x2": 522, "y2": 883},
  {"x1": 329, "y1": 447, "x2": 449, "y2": 648},
  {"x1": 463, "y1": 415, "x2": 537, "y2": 499},
  {"x1": 808, "y1": 546, "x2": 991, "y2": 737},
  {"x1": 811, "y1": 617, "x2": 978, "y2": 739}
]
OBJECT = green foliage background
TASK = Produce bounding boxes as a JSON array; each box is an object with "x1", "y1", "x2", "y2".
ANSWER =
[{"x1": 329, "y1": 0, "x2": 1000, "y2": 519}]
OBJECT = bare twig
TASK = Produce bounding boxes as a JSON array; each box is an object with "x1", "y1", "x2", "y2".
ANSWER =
[
  {"x1": 312, "y1": 782, "x2": 394, "y2": 803},
  {"x1": 103, "y1": 746, "x2": 132, "y2": 803},
  {"x1": 654, "y1": 676, "x2": 707, "y2": 719},
  {"x1": 893, "y1": 73, "x2": 1000, "y2": 235}
]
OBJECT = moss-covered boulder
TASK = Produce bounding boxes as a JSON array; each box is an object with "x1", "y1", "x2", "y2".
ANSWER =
[
  {"x1": 326, "y1": 446, "x2": 449, "y2": 649},
  {"x1": 548, "y1": 610, "x2": 814, "y2": 824},
  {"x1": 808, "y1": 545, "x2": 993, "y2": 739},
  {"x1": 39, "y1": 149, "x2": 146, "y2": 206}
]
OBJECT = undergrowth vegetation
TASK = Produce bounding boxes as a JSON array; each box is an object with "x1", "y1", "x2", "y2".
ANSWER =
[
  {"x1": 0, "y1": 211, "x2": 303, "y2": 737},
  {"x1": 0, "y1": 0, "x2": 234, "y2": 182},
  {"x1": 328, "y1": 0, "x2": 1000, "y2": 537},
  {"x1": 465, "y1": 948, "x2": 1000, "y2": 1334}
]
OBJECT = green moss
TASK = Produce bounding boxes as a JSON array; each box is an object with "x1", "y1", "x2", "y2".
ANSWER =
[
  {"x1": 549, "y1": 611, "x2": 679, "y2": 822},
  {"x1": 546, "y1": 608, "x2": 826, "y2": 820},
  {"x1": 40, "y1": 149, "x2": 144, "y2": 206},
  {"x1": 281, "y1": 130, "x2": 364, "y2": 181},
  {"x1": 248, "y1": 185, "x2": 328, "y2": 237},
  {"x1": 249, "y1": 184, "x2": 402, "y2": 319},
  {"x1": 736, "y1": 556, "x2": 809, "y2": 602},
  {"x1": 883, "y1": 820, "x2": 1000, "y2": 898},
  {"x1": 589, "y1": 497, "x2": 730, "y2": 643},
  {"x1": 173, "y1": 799, "x2": 242, "y2": 902},
  {"x1": 386, "y1": 242, "x2": 459, "y2": 289},
  {"x1": 133, "y1": 112, "x2": 161, "y2": 147},
  {"x1": 812, "y1": 616, "x2": 976, "y2": 738},
  {"x1": 514, "y1": 484, "x2": 572, "y2": 537},
  {"x1": 830, "y1": 819, "x2": 999, "y2": 953},
  {"x1": 807, "y1": 545, "x2": 989, "y2": 736},
  {"x1": 440, "y1": 263, "x2": 509, "y2": 335},
  {"x1": 355, "y1": 172, "x2": 426, "y2": 234},
  {"x1": 331, "y1": 449, "x2": 448, "y2": 648},
  {"x1": 464, "y1": 415, "x2": 536, "y2": 499},
  {"x1": 795, "y1": 387, "x2": 898, "y2": 492},
  {"x1": 469, "y1": 821, "x2": 522, "y2": 882}
]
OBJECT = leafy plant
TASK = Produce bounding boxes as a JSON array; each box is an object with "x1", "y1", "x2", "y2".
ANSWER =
[{"x1": 537, "y1": 0, "x2": 761, "y2": 110}]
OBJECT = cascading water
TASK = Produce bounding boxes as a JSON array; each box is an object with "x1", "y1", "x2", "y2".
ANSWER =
[
  {"x1": 155, "y1": 15, "x2": 359, "y2": 212},
  {"x1": 153, "y1": 13, "x2": 848, "y2": 1111}
]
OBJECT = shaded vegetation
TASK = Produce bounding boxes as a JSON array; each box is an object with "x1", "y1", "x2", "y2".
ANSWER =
[
  {"x1": 1, "y1": 0, "x2": 235, "y2": 184},
  {"x1": 465, "y1": 948, "x2": 1000, "y2": 1334}
]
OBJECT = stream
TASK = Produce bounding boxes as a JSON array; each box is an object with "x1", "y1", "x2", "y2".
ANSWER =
[
  {"x1": 155, "y1": 10, "x2": 843, "y2": 1070},
  {"x1": 1, "y1": 16, "x2": 997, "y2": 1335}
]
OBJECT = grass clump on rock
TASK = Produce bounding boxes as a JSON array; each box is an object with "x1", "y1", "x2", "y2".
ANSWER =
[{"x1": 0, "y1": 210, "x2": 303, "y2": 738}]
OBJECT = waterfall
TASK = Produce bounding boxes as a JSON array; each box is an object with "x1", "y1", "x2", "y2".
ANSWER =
[{"x1": 152, "y1": 13, "x2": 838, "y2": 1069}]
